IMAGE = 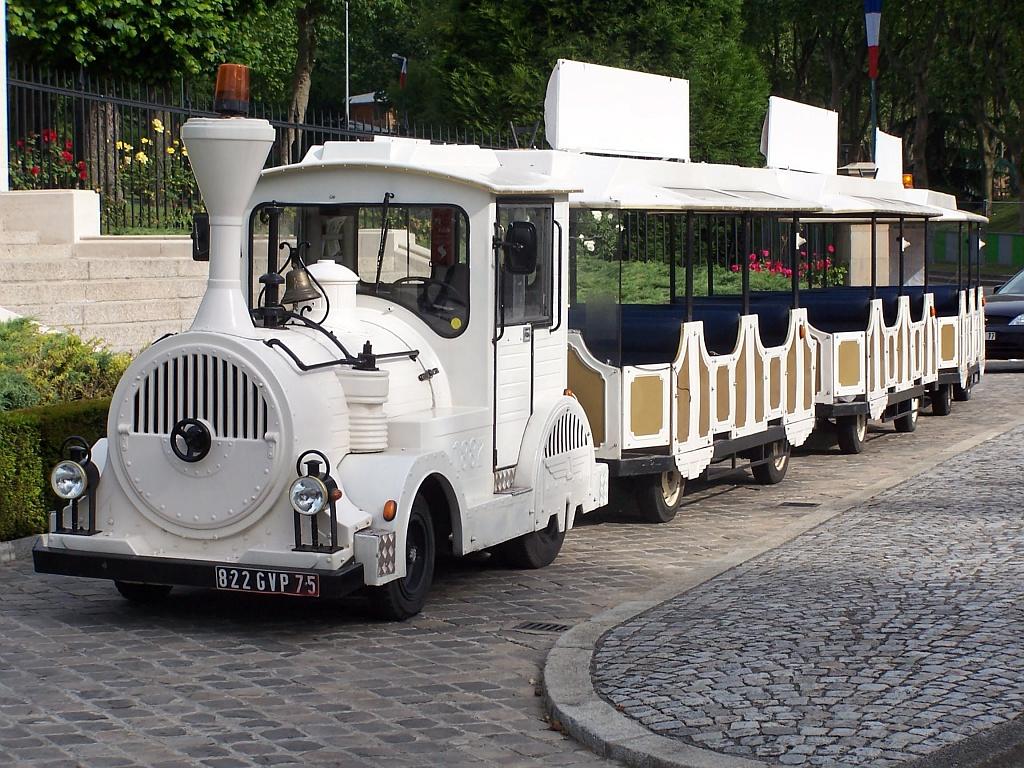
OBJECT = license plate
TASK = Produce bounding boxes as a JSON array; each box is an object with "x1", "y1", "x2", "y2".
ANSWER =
[
  {"x1": 214, "y1": 566, "x2": 319, "y2": 597},
  {"x1": 986, "y1": 331, "x2": 996, "y2": 341}
]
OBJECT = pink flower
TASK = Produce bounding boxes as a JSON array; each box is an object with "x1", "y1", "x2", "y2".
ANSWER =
[
  {"x1": 730, "y1": 264, "x2": 740, "y2": 272},
  {"x1": 799, "y1": 250, "x2": 807, "y2": 258},
  {"x1": 826, "y1": 244, "x2": 835, "y2": 254},
  {"x1": 761, "y1": 249, "x2": 770, "y2": 258},
  {"x1": 815, "y1": 260, "x2": 824, "y2": 271},
  {"x1": 751, "y1": 263, "x2": 761, "y2": 272},
  {"x1": 773, "y1": 261, "x2": 785, "y2": 272},
  {"x1": 749, "y1": 252, "x2": 757, "y2": 262},
  {"x1": 783, "y1": 268, "x2": 793, "y2": 278},
  {"x1": 825, "y1": 258, "x2": 832, "y2": 268}
]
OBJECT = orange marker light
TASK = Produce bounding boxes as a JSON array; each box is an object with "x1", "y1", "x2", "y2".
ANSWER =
[
  {"x1": 902, "y1": 173, "x2": 914, "y2": 189},
  {"x1": 564, "y1": 388, "x2": 575, "y2": 397},
  {"x1": 383, "y1": 499, "x2": 397, "y2": 521},
  {"x1": 214, "y1": 64, "x2": 251, "y2": 117}
]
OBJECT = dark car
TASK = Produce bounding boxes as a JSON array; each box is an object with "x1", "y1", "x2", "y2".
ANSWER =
[{"x1": 985, "y1": 268, "x2": 1024, "y2": 360}]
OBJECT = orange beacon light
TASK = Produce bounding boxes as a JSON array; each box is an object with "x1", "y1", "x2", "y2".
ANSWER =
[{"x1": 213, "y1": 64, "x2": 251, "y2": 117}]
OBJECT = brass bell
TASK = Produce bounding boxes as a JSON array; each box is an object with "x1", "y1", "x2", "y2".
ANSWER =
[{"x1": 281, "y1": 265, "x2": 320, "y2": 305}]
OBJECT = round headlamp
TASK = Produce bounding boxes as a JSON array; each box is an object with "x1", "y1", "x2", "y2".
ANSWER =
[
  {"x1": 51, "y1": 460, "x2": 88, "y2": 500},
  {"x1": 289, "y1": 476, "x2": 328, "y2": 516}
]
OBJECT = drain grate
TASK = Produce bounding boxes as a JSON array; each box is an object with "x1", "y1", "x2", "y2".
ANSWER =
[
  {"x1": 778, "y1": 501, "x2": 820, "y2": 508},
  {"x1": 514, "y1": 621, "x2": 572, "y2": 633}
]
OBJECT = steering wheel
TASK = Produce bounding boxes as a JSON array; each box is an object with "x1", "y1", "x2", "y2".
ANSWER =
[{"x1": 391, "y1": 276, "x2": 468, "y2": 310}]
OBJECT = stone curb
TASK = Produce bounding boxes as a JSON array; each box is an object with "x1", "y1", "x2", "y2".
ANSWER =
[
  {"x1": 0, "y1": 534, "x2": 38, "y2": 565},
  {"x1": 543, "y1": 415, "x2": 1024, "y2": 768}
]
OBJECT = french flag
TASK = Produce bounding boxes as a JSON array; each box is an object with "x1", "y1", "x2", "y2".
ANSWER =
[{"x1": 865, "y1": 0, "x2": 882, "y2": 80}]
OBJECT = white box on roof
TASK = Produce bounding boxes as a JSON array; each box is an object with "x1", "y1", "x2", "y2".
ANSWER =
[
  {"x1": 543, "y1": 59, "x2": 689, "y2": 161},
  {"x1": 760, "y1": 96, "x2": 838, "y2": 175},
  {"x1": 874, "y1": 130, "x2": 904, "y2": 184}
]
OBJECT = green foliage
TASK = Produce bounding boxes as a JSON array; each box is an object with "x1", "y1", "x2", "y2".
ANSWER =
[
  {"x1": 7, "y1": 0, "x2": 266, "y2": 79},
  {"x1": 0, "y1": 319, "x2": 130, "y2": 410},
  {"x1": 0, "y1": 399, "x2": 110, "y2": 541}
]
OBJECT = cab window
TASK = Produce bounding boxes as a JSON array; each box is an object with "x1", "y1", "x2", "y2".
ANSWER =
[{"x1": 498, "y1": 202, "x2": 554, "y2": 326}]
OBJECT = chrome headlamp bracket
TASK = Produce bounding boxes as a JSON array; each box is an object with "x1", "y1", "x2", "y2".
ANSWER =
[
  {"x1": 54, "y1": 436, "x2": 101, "y2": 536},
  {"x1": 292, "y1": 449, "x2": 342, "y2": 554}
]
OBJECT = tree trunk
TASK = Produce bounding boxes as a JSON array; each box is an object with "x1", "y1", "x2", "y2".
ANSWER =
[
  {"x1": 977, "y1": 120, "x2": 997, "y2": 216},
  {"x1": 910, "y1": 72, "x2": 930, "y2": 189},
  {"x1": 84, "y1": 101, "x2": 121, "y2": 232},
  {"x1": 281, "y1": 5, "x2": 319, "y2": 165}
]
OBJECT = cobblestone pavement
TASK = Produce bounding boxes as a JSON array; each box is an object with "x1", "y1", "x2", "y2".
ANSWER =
[
  {"x1": 594, "y1": 375, "x2": 1024, "y2": 767},
  {"x1": 1, "y1": 365, "x2": 1021, "y2": 768}
]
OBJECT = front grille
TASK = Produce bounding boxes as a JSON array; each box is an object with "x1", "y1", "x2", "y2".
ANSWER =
[{"x1": 132, "y1": 353, "x2": 268, "y2": 439}]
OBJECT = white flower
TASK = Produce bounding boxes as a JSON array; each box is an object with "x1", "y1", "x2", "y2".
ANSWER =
[
  {"x1": 584, "y1": 240, "x2": 596, "y2": 252},
  {"x1": 591, "y1": 210, "x2": 603, "y2": 221}
]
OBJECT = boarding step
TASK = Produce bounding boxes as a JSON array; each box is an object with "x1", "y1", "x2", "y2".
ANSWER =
[{"x1": 494, "y1": 486, "x2": 532, "y2": 497}]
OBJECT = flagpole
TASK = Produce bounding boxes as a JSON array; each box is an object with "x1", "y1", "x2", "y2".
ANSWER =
[
  {"x1": 344, "y1": 0, "x2": 350, "y2": 127},
  {"x1": 870, "y1": 78, "x2": 877, "y2": 163},
  {"x1": 864, "y1": 0, "x2": 882, "y2": 165}
]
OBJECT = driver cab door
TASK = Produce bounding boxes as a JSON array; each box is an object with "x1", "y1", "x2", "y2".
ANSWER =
[{"x1": 493, "y1": 200, "x2": 554, "y2": 472}]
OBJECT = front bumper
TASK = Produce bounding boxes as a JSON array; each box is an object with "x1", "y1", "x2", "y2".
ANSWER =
[
  {"x1": 985, "y1": 325, "x2": 1024, "y2": 360},
  {"x1": 33, "y1": 542, "x2": 365, "y2": 598}
]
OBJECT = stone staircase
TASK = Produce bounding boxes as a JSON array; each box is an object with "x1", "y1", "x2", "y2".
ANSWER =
[{"x1": 0, "y1": 190, "x2": 209, "y2": 353}]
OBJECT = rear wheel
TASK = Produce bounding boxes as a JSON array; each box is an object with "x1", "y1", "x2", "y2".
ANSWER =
[
  {"x1": 931, "y1": 384, "x2": 952, "y2": 416},
  {"x1": 497, "y1": 514, "x2": 565, "y2": 569},
  {"x1": 953, "y1": 382, "x2": 973, "y2": 402},
  {"x1": 836, "y1": 414, "x2": 868, "y2": 454},
  {"x1": 115, "y1": 581, "x2": 172, "y2": 604},
  {"x1": 894, "y1": 398, "x2": 920, "y2": 433},
  {"x1": 371, "y1": 495, "x2": 435, "y2": 621},
  {"x1": 751, "y1": 441, "x2": 791, "y2": 485},
  {"x1": 634, "y1": 470, "x2": 684, "y2": 524}
]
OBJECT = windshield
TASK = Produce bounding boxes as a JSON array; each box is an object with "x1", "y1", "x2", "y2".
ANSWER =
[
  {"x1": 250, "y1": 203, "x2": 471, "y2": 337},
  {"x1": 999, "y1": 268, "x2": 1024, "y2": 295}
]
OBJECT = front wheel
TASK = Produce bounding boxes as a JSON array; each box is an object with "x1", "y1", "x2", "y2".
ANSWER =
[
  {"x1": 836, "y1": 414, "x2": 868, "y2": 454},
  {"x1": 751, "y1": 441, "x2": 791, "y2": 485},
  {"x1": 634, "y1": 470, "x2": 685, "y2": 523},
  {"x1": 370, "y1": 495, "x2": 435, "y2": 621},
  {"x1": 497, "y1": 514, "x2": 565, "y2": 569},
  {"x1": 931, "y1": 384, "x2": 952, "y2": 416},
  {"x1": 115, "y1": 581, "x2": 172, "y2": 604},
  {"x1": 894, "y1": 398, "x2": 920, "y2": 433}
]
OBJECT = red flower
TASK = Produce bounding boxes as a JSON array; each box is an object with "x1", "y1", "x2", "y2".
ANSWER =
[
  {"x1": 60, "y1": 150, "x2": 74, "y2": 163},
  {"x1": 15, "y1": 139, "x2": 24, "y2": 149},
  {"x1": 41, "y1": 128, "x2": 56, "y2": 143},
  {"x1": 773, "y1": 261, "x2": 785, "y2": 272},
  {"x1": 815, "y1": 260, "x2": 825, "y2": 271},
  {"x1": 751, "y1": 263, "x2": 762, "y2": 272},
  {"x1": 749, "y1": 252, "x2": 757, "y2": 262},
  {"x1": 30, "y1": 165, "x2": 40, "y2": 176},
  {"x1": 730, "y1": 264, "x2": 740, "y2": 273},
  {"x1": 77, "y1": 160, "x2": 87, "y2": 171},
  {"x1": 825, "y1": 258, "x2": 832, "y2": 268},
  {"x1": 826, "y1": 244, "x2": 835, "y2": 254},
  {"x1": 65, "y1": 139, "x2": 73, "y2": 150},
  {"x1": 79, "y1": 169, "x2": 88, "y2": 180},
  {"x1": 761, "y1": 249, "x2": 770, "y2": 258},
  {"x1": 783, "y1": 268, "x2": 793, "y2": 278}
]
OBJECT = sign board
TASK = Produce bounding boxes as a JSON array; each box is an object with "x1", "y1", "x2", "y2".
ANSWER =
[
  {"x1": 760, "y1": 96, "x2": 838, "y2": 175},
  {"x1": 874, "y1": 130, "x2": 903, "y2": 184},
  {"x1": 544, "y1": 59, "x2": 689, "y2": 161}
]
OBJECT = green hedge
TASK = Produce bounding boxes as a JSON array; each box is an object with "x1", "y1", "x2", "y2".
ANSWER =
[{"x1": 0, "y1": 398, "x2": 110, "y2": 541}]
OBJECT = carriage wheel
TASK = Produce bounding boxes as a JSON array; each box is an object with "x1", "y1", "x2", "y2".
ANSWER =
[
  {"x1": 953, "y1": 382, "x2": 973, "y2": 402},
  {"x1": 894, "y1": 398, "x2": 920, "y2": 433},
  {"x1": 836, "y1": 414, "x2": 868, "y2": 454},
  {"x1": 635, "y1": 470, "x2": 685, "y2": 524},
  {"x1": 751, "y1": 441, "x2": 791, "y2": 485},
  {"x1": 931, "y1": 384, "x2": 952, "y2": 416}
]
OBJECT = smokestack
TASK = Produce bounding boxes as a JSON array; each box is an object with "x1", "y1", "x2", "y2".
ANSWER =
[{"x1": 181, "y1": 117, "x2": 275, "y2": 333}]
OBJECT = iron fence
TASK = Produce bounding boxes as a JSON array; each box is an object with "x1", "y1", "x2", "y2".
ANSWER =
[{"x1": 7, "y1": 63, "x2": 524, "y2": 233}]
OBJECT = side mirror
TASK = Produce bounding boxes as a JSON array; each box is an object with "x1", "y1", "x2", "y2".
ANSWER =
[
  {"x1": 191, "y1": 212, "x2": 210, "y2": 262},
  {"x1": 502, "y1": 220, "x2": 538, "y2": 275}
]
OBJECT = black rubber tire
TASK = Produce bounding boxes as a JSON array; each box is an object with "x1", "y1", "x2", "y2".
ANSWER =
[
  {"x1": 370, "y1": 494, "x2": 435, "y2": 621},
  {"x1": 114, "y1": 581, "x2": 172, "y2": 603},
  {"x1": 497, "y1": 514, "x2": 565, "y2": 569},
  {"x1": 953, "y1": 382, "x2": 973, "y2": 402},
  {"x1": 751, "y1": 441, "x2": 791, "y2": 485},
  {"x1": 894, "y1": 398, "x2": 919, "y2": 433},
  {"x1": 836, "y1": 414, "x2": 867, "y2": 454},
  {"x1": 931, "y1": 384, "x2": 952, "y2": 416},
  {"x1": 634, "y1": 470, "x2": 685, "y2": 524}
]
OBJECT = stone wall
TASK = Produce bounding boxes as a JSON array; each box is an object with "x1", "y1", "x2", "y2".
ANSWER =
[{"x1": 0, "y1": 190, "x2": 208, "y2": 353}]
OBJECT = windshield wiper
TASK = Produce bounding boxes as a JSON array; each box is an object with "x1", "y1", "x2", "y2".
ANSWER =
[{"x1": 373, "y1": 192, "x2": 395, "y2": 294}]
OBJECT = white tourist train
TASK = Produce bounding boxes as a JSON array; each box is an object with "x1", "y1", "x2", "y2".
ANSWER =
[{"x1": 34, "y1": 61, "x2": 985, "y2": 617}]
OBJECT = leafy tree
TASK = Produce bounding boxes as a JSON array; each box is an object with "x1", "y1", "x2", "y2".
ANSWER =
[{"x1": 7, "y1": 0, "x2": 266, "y2": 80}]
